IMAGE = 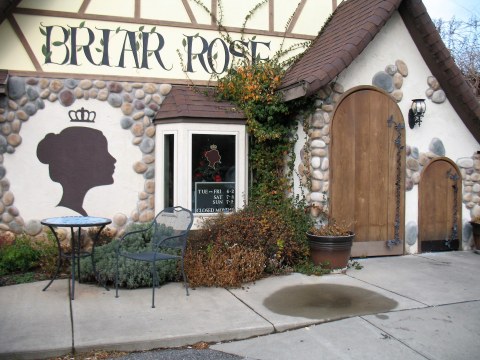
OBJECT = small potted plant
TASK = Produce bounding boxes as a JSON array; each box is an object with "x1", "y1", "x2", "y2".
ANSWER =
[
  {"x1": 306, "y1": 199, "x2": 354, "y2": 269},
  {"x1": 469, "y1": 216, "x2": 480, "y2": 251}
]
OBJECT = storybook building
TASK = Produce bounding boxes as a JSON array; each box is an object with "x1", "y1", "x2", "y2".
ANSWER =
[{"x1": 0, "y1": 0, "x2": 479, "y2": 257}]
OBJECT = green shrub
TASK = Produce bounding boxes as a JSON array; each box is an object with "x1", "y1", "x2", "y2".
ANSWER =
[
  {"x1": 0, "y1": 235, "x2": 41, "y2": 275},
  {"x1": 0, "y1": 233, "x2": 58, "y2": 276},
  {"x1": 5, "y1": 271, "x2": 38, "y2": 284},
  {"x1": 79, "y1": 223, "x2": 180, "y2": 288},
  {"x1": 293, "y1": 261, "x2": 331, "y2": 276}
]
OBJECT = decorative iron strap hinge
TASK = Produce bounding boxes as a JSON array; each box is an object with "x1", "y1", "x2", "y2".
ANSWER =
[
  {"x1": 446, "y1": 169, "x2": 459, "y2": 249},
  {"x1": 386, "y1": 115, "x2": 404, "y2": 248}
]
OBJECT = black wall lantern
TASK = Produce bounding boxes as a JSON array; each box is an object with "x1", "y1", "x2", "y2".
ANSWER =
[{"x1": 408, "y1": 98, "x2": 426, "y2": 129}]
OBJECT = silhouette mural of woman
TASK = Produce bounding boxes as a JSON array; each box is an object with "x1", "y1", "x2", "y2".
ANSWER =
[{"x1": 37, "y1": 127, "x2": 117, "y2": 216}]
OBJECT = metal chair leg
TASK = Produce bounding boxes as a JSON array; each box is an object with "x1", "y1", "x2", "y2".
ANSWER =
[
  {"x1": 180, "y1": 259, "x2": 189, "y2": 296},
  {"x1": 115, "y1": 252, "x2": 119, "y2": 299},
  {"x1": 151, "y1": 262, "x2": 157, "y2": 308}
]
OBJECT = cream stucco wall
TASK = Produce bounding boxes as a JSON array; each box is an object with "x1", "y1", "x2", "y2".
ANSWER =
[
  {"x1": 0, "y1": 20, "x2": 36, "y2": 71},
  {"x1": 18, "y1": 0, "x2": 84, "y2": 12},
  {"x1": 337, "y1": 13, "x2": 478, "y2": 162},
  {"x1": 86, "y1": 0, "x2": 136, "y2": 18}
]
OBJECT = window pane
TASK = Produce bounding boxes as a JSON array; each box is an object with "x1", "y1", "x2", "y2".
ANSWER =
[
  {"x1": 164, "y1": 134, "x2": 174, "y2": 208},
  {"x1": 192, "y1": 134, "x2": 235, "y2": 213}
]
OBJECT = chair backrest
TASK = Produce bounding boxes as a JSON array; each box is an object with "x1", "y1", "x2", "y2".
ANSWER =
[{"x1": 152, "y1": 206, "x2": 194, "y2": 249}]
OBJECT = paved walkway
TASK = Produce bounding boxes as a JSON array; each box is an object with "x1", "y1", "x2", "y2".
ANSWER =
[{"x1": 0, "y1": 251, "x2": 479, "y2": 360}]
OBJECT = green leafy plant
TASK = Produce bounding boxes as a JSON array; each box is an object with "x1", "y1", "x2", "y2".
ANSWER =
[
  {"x1": 295, "y1": 259, "x2": 363, "y2": 275},
  {"x1": 293, "y1": 260, "x2": 332, "y2": 276},
  {"x1": 79, "y1": 223, "x2": 180, "y2": 288},
  {"x1": 215, "y1": 58, "x2": 314, "y2": 205},
  {"x1": 0, "y1": 235, "x2": 40, "y2": 275},
  {"x1": 0, "y1": 233, "x2": 58, "y2": 284},
  {"x1": 348, "y1": 260, "x2": 363, "y2": 270},
  {"x1": 182, "y1": 0, "x2": 313, "y2": 206}
]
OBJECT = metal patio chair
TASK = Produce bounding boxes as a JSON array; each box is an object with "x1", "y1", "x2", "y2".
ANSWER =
[{"x1": 115, "y1": 206, "x2": 194, "y2": 308}]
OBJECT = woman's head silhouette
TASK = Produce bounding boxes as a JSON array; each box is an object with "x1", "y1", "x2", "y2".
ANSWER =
[{"x1": 37, "y1": 127, "x2": 116, "y2": 216}]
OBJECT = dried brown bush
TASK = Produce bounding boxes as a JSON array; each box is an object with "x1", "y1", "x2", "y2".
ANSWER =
[
  {"x1": 184, "y1": 243, "x2": 266, "y2": 288},
  {"x1": 184, "y1": 202, "x2": 310, "y2": 287}
]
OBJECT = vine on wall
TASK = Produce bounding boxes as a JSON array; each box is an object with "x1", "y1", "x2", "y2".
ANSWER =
[{"x1": 188, "y1": 0, "x2": 313, "y2": 204}]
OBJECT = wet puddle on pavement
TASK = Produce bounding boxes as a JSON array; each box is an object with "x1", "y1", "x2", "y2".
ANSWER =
[{"x1": 263, "y1": 284, "x2": 398, "y2": 320}]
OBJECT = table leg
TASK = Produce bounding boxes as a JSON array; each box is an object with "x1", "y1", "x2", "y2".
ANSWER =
[
  {"x1": 77, "y1": 226, "x2": 81, "y2": 283},
  {"x1": 91, "y1": 224, "x2": 109, "y2": 291},
  {"x1": 43, "y1": 220, "x2": 110, "y2": 299},
  {"x1": 42, "y1": 225, "x2": 63, "y2": 292},
  {"x1": 70, "y1": 227, "x2": 76, "y2": 300}
]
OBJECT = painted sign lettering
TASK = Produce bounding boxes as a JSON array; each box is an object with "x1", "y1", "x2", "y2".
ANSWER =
[
  {"x1": 40, "y1": 23, "x2": 271, "y2": 75},
  {"x1": 194, "y1": 182, "x2": 235, "y2": 213}
]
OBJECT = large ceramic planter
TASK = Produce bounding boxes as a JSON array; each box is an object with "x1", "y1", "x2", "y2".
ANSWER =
[
  {"x1": 306, "y1": 232, "x2": 354, "y2": 269},
  {"x1": 470, "y1": 221, "x2": 480, "y2": 251}
]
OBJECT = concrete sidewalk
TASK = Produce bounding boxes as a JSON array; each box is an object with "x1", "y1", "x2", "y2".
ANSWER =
[{"x1": 0, "y1": 251, "x2": 479, "y2": 360}]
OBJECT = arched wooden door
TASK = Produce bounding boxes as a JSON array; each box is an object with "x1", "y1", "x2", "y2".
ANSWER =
[
  {"x1": 419, "y1": 158, "x2": 461, "y2": 252},
  {"x1": 330, "y1": 87, "x2": 405, "y2": 257}
]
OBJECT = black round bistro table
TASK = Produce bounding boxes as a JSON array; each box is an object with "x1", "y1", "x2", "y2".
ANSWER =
[{"x1": 41, "y1": 216, "x2": 111, "y2": 300}]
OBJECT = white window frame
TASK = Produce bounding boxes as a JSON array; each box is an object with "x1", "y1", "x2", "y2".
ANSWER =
[
  {"x1": 155, "y1": 122, "x2": 247, "y2": 229},
  {"x1": 155, "y1": 130, "x2": 178, "y2": 210}
]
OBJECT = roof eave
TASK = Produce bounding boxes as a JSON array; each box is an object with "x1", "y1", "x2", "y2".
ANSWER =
[
  {"x1": 279, "y1": 0, "x2": 401, "y2": 98},
  {"x1": 282, "y1": 75, "x2": 330, "y2": 101},
  {"x1": 153, "y1": 116, "x2": 246, "y2": 125},
  {"x1": 280, "y1": 83, "x2": 307, "y2": 102}
]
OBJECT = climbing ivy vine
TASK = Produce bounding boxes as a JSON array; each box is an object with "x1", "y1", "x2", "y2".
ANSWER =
[{"x1": 189, "y1": 0, "x2": 312, "y2": 204}]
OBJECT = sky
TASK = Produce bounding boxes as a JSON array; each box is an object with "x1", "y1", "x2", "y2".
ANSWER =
[{"x1": 422, "y1": 0, "x2": 480, "y2": 21}]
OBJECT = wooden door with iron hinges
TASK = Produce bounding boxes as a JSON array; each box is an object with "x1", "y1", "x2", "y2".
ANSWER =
[
  {"x1": 419, "y1": 158, "x2": 461, "y2": 252},
  {"x1": 330, "y1": 87, "x2": 405, "y2": 257}
]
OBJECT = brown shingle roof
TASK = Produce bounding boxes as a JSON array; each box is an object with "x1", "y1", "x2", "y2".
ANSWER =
[
  {"x1": 279, "y1": 0, "x2": 480, "y2": 142},
  {"x1": 280, "y1": 0, "x2": 402, "y2": 95},
  {"x1": 154, "y1": 86, "x2": 246, "y2": 124}
]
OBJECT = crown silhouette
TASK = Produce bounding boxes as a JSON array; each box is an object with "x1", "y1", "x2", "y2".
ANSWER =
[{"x1": 69, "y1": 107, "x2": 96, "y2": 122}]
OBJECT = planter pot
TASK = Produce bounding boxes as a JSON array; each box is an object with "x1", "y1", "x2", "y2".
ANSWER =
[
  {"x1": 307, "y1": 232, "x2": 354, "y2": 269},
  {"x1": 470, "y1": 222, "x2": 480, "y2": 250}
]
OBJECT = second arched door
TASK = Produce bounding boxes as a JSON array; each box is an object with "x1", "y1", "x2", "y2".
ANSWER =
[{"x1": 418, "y1": 157, "x2": 462, "y2": 252}]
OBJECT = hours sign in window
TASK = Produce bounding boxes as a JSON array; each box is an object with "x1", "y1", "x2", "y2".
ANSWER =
[{"x1": 191, "y1": 134, "x2": 235, "y2": 213}]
